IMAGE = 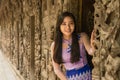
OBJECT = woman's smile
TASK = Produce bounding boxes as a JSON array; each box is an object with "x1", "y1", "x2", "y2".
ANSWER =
[{"x1": 60, "y1": 16, "x2": 75, "y2": 37}]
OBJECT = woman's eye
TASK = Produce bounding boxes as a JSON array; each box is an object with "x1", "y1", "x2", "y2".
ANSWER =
[
  {"x1": 62, "y1": 23, "x2": 66, "y2": 25},
  {"x1": 61, "y1": 22, "x2": 74, "y2": 26}
]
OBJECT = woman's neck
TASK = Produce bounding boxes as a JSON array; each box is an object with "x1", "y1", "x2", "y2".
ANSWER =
[{"x1": 63, "y1": 35, "x2": 72, "y2": 40}]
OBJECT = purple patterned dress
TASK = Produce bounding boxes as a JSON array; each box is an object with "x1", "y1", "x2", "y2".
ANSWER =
[{"x1": 62, "y1": 38, "x2": 92, "y2": 80}]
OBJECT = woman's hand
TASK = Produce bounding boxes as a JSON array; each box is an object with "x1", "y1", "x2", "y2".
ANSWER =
[{"x1": 90, "y1": 29, "x2": 96, "y2": 50}]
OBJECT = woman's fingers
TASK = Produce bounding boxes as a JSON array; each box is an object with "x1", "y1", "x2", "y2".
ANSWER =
[{"x1": 91, "y1": 29, "x2": 96, "y2": 49}]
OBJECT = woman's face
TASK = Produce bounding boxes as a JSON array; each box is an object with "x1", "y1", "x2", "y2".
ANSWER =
[{"x1": 60, "y1": 16, "x2": 75, "y2": 37}]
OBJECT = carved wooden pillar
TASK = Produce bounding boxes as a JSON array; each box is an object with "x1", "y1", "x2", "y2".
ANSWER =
[{"x1": 92, "y1": 0, "x2": 120, "y2": 80}]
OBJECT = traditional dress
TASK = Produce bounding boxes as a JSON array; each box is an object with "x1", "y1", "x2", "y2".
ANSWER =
[{"x1": 62, "y1": 37, "x2": 92, "y2": 80}]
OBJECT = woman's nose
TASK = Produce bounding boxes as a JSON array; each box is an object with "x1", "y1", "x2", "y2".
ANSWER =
[{"x1": 66, "y1": 24, "x2": 70, "y2": 28}]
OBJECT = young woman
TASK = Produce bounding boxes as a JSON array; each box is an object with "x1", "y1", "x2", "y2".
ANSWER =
[{"x1": 50, "y1": 11, "x2": 95, "y2": 80}]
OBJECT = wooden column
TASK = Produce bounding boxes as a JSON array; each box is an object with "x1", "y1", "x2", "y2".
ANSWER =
[{"x1": 30, "y1": 16, "x2": 35, "y2": 80}]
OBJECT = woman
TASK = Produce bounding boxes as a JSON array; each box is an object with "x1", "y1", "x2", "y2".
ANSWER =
[{"x1": 50, "y1": 11, "x2": 95, "y2": 80}]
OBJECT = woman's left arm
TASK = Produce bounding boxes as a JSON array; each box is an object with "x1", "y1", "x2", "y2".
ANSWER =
[{"x1": 81, "y1": 31, "x2": 95, "y2": 55}]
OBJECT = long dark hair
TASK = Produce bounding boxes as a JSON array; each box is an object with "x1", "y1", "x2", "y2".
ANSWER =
[{"x1": 53, "y1": 11, "x2": 80, "y2": 64}]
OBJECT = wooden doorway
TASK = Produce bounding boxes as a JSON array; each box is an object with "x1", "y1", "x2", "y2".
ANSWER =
[{"x1": 81, "y1": 0, "x2": 95, "y2": 69}]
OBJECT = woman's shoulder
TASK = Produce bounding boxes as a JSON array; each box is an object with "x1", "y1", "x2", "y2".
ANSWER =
[
  {"x1": 78, "y1": 32, "x2": 88, "y2": 38},
  {"x1": 77, "y1": 32, "x2": 87, "y2": 39},
  {"x1": 51, "y1": 41, "x2": 55, "y2": 45},
  {"x1": 50, "y1": 41, "x2": 55, "y2": 49},
  {"x1": 77, "y1": 32, "x2": 88, "y2": 43}
]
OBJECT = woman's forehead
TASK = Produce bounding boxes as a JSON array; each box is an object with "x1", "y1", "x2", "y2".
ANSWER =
[{"x1": 63, "y1": 16, "x2": 74, "y2": 22}]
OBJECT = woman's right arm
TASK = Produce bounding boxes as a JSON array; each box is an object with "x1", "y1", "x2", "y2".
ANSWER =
[{"x1": 50, "y1": 42, "x2": 67, "y2": 80}]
